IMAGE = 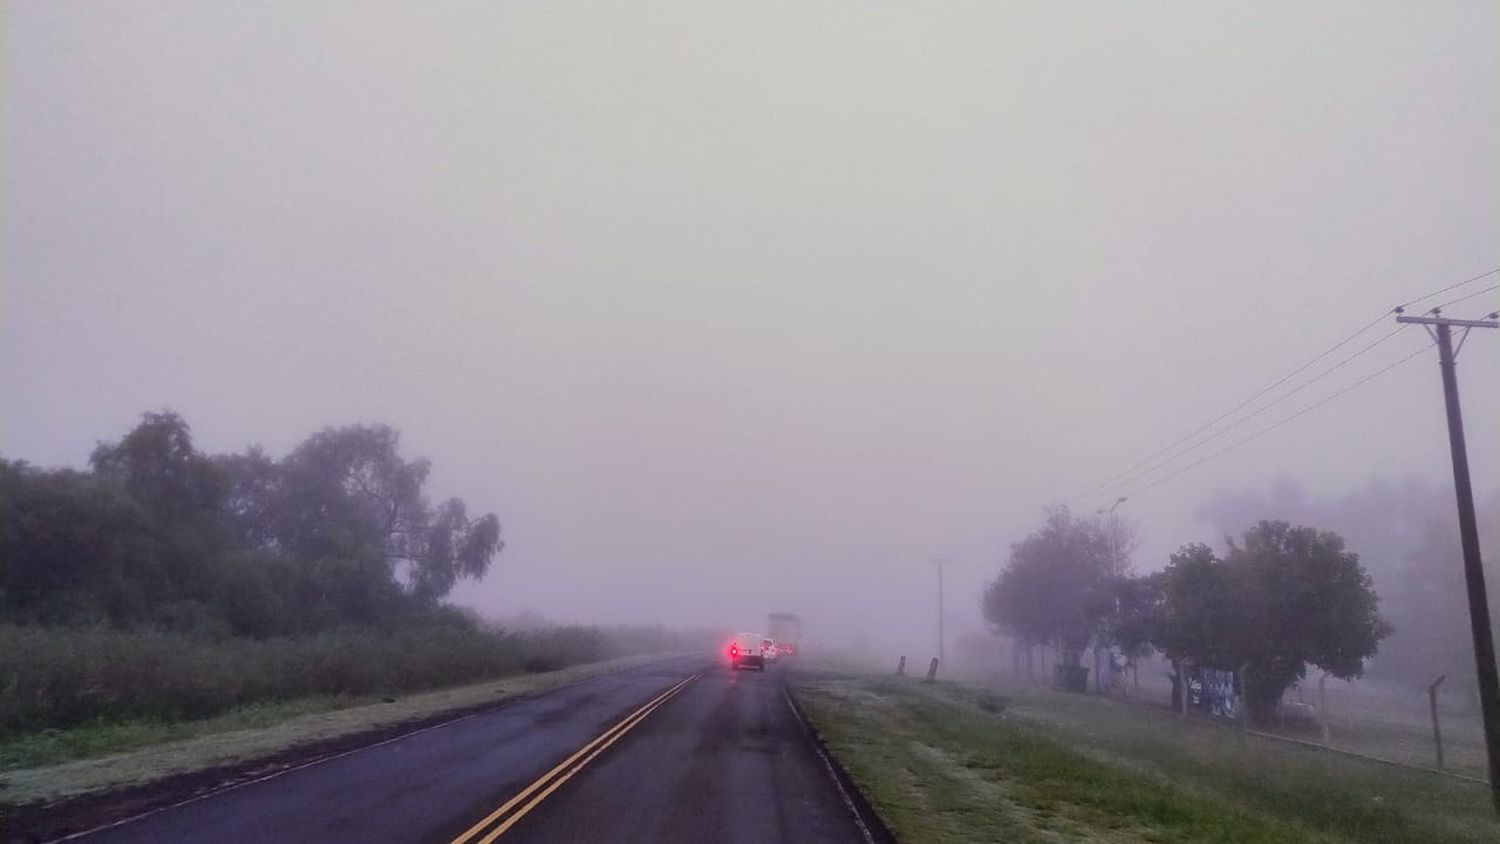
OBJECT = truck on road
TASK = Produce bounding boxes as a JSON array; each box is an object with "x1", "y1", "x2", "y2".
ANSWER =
[{"x1": 767, "y1": 613, "x2": 801, "y2": 657}]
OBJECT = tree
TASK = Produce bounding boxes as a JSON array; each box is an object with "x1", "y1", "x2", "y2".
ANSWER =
[
  {"x1": 1194, "y1": 478, "x2": 1500, "y2": 691},
  {"x1": 1148, "y1": 523, "x2": 1391, "y2": 723},
  {"x1": 90, "y1": 411, "x2": 229, "y2": 527},
  {"x1": 89, "y1": 411, "x2": 234, "y2": 615},
  {"x1": 274, "y1": 425, "x2": 503, "y2": 602},
  {"x1": 409, "y1": 497, "x2": 502, "y2": 601},
  {"x1": 1149, "y1": 544, "x2": 1249, "y2": 669},
  {"x1": 1231, "y1": 522, "x2": 1391, "y2": 721},
  {"x1": 2, "y1": 412, "x2": 505, "y2": 637},
  {"x1": 216, "y1": 446, "x2": 281, "y2": 549},
  {"x1": 0, "y1": 460, "x2": 153, "y2": 625},
  {"x1": 1101, "y1": 571, "x2": 1163, "y2": 661},
  {"x1": 983, "y1": 508, "x2": 1127, "y2": 663}
]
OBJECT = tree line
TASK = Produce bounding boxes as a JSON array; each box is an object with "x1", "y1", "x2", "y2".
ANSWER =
[
  {"x1": 0, "y1": 411, "x2": 502, "y2": 638},
  {"x1": 982, "y1": 508, "x2": 1391, "y2": 724}
]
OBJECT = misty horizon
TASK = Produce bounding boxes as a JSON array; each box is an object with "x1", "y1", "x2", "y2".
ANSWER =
[{"x1": 6, "y1": 1, "x2": 1498, "y2": 661}]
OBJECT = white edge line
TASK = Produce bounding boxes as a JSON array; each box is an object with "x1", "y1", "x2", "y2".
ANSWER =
[{"x1": 782, "y1": 684, "x2": 877, "y2": 844}]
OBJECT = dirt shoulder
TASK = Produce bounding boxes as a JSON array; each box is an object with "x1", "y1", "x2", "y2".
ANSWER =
[{"x1": 1, "y1": 653, "x2": 679, "y2": 842}]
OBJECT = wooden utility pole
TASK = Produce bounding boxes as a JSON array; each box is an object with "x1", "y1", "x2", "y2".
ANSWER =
[{"x1": 1397, "y1": 310, "x2": 1499, "y2": 811}]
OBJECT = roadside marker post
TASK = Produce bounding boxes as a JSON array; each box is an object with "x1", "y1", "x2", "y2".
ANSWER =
[
  {"x1": 1429, "y1": 674, "x2": 1448, "y2": 770},
  {"x1": 1319, "y1": 674, "x2": 1331, "y2": 745}
]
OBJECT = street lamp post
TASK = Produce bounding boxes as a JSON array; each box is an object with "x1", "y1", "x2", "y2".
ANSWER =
[
  {"x1": 1096, "y1": 496, "x2": 1127, "y2": 570},
  {"x1": 1094, "y1": 497, "x2": 1127, "y2": 693}
]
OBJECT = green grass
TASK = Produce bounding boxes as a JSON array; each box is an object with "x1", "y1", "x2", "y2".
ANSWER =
[
  {"x1": 0, "y1": 623, "x2": 605, "y2": 732},
  {"x1": 0, "y1": 621, "x2": 718, "y2": 737},
  {"x1": 1297, "y1": 708, "x2": 1487, "y2": 780},
  {"x1": 0, "y1": 696, "x2": 362, "y2": 771},
  {"x1": 790, "y1": 668, "x2": 1498, "y2": 844}
]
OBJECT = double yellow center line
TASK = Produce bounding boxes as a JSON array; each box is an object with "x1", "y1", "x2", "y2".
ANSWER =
[{"x1": 450, "y1": 673, "x2": 699, "y2": 844}]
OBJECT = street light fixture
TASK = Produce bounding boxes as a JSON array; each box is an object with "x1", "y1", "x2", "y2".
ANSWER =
[
  {"x1": 1096, "y1": 495, "x2": 1128, "y2": 516},
  {"x1": 1092, "y1": 497, "x2": 1128, "y2": 563},
  {"x1": 1094, "y1": 497, "x2": 1128, "y2": 693}
]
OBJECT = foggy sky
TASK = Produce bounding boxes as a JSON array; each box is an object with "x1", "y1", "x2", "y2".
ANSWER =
[{"x1": 5, "y1": 2, "x2": 1498, "y2": 656}]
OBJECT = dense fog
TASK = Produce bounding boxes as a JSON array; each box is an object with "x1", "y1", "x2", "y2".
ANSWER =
[{"x1": 5, "y1": 2, "x2": 1498, "y2": 681}]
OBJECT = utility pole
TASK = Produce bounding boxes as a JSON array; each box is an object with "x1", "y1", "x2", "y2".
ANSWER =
[
  {"x1": 1397, "y1": 309, "x2": 1500, "y2": 811},
  {"x1": 932, "y1": 556, "x2": 951, "y2": 667}
]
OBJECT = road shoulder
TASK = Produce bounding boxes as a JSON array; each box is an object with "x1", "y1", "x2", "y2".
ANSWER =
[
  {"x1": 1, "y1": 653, "x2": 680, "y2": 841},
  {"x1": 781, "y1": 677, "x2": 895, "y2": 844}
]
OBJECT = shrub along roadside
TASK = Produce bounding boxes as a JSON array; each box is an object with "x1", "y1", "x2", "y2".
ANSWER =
[{"x1": 0, "y1": 623, "x2": 674, "y2": 734}]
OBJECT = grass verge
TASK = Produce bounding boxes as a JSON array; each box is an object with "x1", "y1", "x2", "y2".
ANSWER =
[
  {"x1": 0, "y1": 652, "x2": 673, "y2": 808},
  {"x1": 789, "y1": 667, "x2": 1496, "y2": 843},
  {"x1": 0, "y1": 696, "x2": 361, "y2": 772}
]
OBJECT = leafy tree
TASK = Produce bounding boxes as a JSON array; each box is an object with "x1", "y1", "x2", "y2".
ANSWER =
[
  {"x1": 1148, "y1": 523, "x2": 1391, "y2": 723},
  {"x1": 216, "y1": 549, "x2": 292, "y2": 638},
  {"x1": 411, "y1": 497, "x2": 502, "y2": 601},
  {"x1": 1148, "y1": 544, "x2": 1250, "y2": 669},
  {"x1": 983, "y1": 508, "x2": 1128, "y2": 662},
  {"x1": 274, "y1": 425, "x2": 503, "y2": 602},
  {"x1": 1194, "y1": 478, "x2": 1500, "y2": 691},
  {"x1": 89, "y1": 412, "x2": 226, "y2": 517},
  {"x1": 1100, "y1": 571, "x2": 1164, "y2": 660},
  {"x1": 1231, "y1": 522, "x2": 1391, "y2": 721},
  {"x1": 0, "y1": 460, "x2": 153, "y2": 625},
  {"x1": 216, "y1": 446, "x2": 281, "y2": 549},
  {"x1": 89, "y1": 411, "x2": 234, "y2": 615}
]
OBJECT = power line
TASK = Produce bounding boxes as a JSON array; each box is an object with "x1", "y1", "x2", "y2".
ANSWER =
[
  {"x1": 1067, "y1": 265, "x2": 1499, "y2": 508},
  {"x1": 1067, "y1": 311, "x2": 1389, "y2": 506},
  {"x1": 1431, "y1": 282, "x2": 1500, "y2": 313},
  {"x1": 1118, "y1": 340, "x2": 1434, "y2": 501},
  {"x1": 1398, "y1": 267, "x2": 1500, "y2": 311},
  {"x1": 1090, "y1": 323, "x2": 1406, "y2": 498}
]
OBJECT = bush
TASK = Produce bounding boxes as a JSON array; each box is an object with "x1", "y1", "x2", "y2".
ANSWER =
[
  {"x1": 0, "y1": 620, "x2": 723, "y2": 734},
  {"x1": 0, "y1": 624, "x2": 533, "y2": 732},
  {"x1": 515, "y1": 626, "x2": 609, "y2": 673}
]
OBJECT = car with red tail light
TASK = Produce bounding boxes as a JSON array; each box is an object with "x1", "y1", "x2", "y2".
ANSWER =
[{"x1": 728, "y1": 632, "x2": 766, "y2": 670}]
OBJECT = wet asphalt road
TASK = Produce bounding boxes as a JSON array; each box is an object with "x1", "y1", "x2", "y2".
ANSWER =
[{"x1": 74, "y1": 656, "x2": 873, "y2": 844}]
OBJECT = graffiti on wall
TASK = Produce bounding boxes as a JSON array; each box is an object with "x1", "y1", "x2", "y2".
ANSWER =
[{"x1": 1186, "y1": 666, "x2": 1238, "y2": 719}]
